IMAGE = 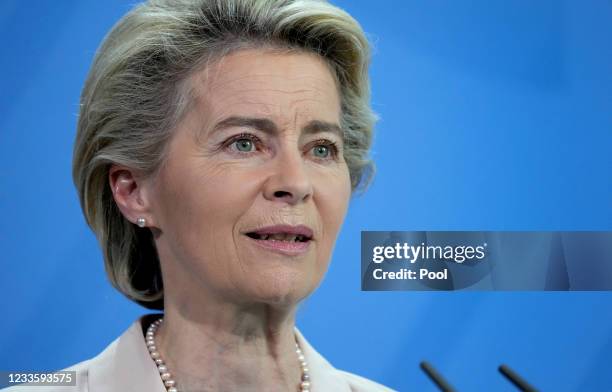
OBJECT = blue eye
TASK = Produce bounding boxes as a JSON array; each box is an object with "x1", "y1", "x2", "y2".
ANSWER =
[
  {"x1": 310, "y1": 139, "x2": 338, "y2": 160},
  {"x1": 234, "y1": 138, "x2": 254, "y2": 152},
  {"x1": 225, "y1": 133, "x2": 260, "y2": 153},
  {"x1": 312, "y1": 145, "x2": 330, "y2": 158}
]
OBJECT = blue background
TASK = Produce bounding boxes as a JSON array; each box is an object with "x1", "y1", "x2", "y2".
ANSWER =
[{"x1": 1, "y1": 0, "x2": 611, "y2": 390}]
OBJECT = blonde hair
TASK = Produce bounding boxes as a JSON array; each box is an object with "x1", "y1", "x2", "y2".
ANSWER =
[{"x1": 73, "y1": 0, "x2": 377, "y2": 309}]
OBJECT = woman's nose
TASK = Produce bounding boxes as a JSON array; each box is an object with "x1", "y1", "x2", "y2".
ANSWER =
[{"x1": 262, "y1": 149, "x2": 313, "y2": 205}]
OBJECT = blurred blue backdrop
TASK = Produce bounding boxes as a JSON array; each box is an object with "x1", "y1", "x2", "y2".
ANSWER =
[{"x1": 1, "y1": 0, "x2": 611, "y2": 390}]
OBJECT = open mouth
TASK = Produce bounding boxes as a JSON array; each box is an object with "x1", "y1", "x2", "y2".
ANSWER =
[{"x1": 245, "y1": 232, "x2": 311, "y2": 243}]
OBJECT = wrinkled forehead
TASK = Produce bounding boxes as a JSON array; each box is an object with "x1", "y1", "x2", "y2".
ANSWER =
[{"x1": 185, "y1": 48, "x2": 342, "y2": 127}]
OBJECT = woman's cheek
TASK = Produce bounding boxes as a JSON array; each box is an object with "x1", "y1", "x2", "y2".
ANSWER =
[{"x1": 316, "y1": 171, "x2": 350, "y2": 255}]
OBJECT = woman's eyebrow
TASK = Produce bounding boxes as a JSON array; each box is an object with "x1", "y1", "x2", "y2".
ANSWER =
[
  {"x1": 302, "y1": 120, "x2": 343, "y2": 139},
  {"x1": 211, "y1": 116, "x2": 277, "y2": 135},
  {"x1": 210, "y1": 116, "x2": 343, "y2": 139}
]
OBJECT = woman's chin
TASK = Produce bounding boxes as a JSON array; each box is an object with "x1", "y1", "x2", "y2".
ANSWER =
[{"x1": 243, "y1": 272, "x2": 315, "y2": 307}]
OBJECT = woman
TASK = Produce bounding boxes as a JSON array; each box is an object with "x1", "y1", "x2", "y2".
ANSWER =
[{"x1": 5, "y1": 0, "x2": 392, "y2": 391}]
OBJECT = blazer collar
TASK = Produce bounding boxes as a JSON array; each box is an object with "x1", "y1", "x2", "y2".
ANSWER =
[
  {"x1": 294, "y1": 327, "x2": 352, "y2": 392},
  {"x1": 89, "y1": 314, "x2": 166, "y2": 392},
  {"x1": 89, "y1": 314, "x2": 351, "y2": 392}
]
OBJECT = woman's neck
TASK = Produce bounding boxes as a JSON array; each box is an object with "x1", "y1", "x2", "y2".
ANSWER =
[{"x1": 153, "y1": 298, "x2": 302, "y2": 391}]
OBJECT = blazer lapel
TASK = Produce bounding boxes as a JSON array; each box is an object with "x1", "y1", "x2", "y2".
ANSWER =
[
  {"x1": 294, "y1": 327, "x2": 352, "y2": 392},
  {"x1": 89, "y1": 315, "x2": 166, "y2": 392}
]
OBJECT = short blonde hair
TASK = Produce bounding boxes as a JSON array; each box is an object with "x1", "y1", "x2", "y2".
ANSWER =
[{"x1": 73, "y1": 0, "x2": 377, "y2": 309}]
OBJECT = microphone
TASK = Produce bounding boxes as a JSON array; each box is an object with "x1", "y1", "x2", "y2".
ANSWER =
[
  {"x1": 419, "y1": 361, "x2": 456, "y2": 392},
  {"x1": 498, "y1": 364, "x2": 538, "y2": 392}
]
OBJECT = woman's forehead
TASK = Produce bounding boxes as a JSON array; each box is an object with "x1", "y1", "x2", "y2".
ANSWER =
[
  {"x1": 200, "y1": 48, "x2": 337, "y2": 86},
  {"x1": 188, "y1": 49, "x2": 341, "y2": 119}
]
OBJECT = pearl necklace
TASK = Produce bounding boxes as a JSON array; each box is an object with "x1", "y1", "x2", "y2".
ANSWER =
[{"x1": 146, "y1": 317, "x2": 312, "y2": 392}]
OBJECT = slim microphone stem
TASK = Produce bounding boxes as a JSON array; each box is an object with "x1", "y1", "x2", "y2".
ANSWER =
[
  {"x1": 499, "y1": 364, "x2": 538, "y2": 392},
  {"x1": 420, "y1": 361, "x2": 456, "y2": 392}
]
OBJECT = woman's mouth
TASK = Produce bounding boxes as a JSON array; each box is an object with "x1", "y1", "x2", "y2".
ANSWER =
[
  {"x1": 246, "y1": 232, "x2": 312, "y2": 256},
  {"x1": 245, "y1": 232, "x2": 310, "y2": 242}
]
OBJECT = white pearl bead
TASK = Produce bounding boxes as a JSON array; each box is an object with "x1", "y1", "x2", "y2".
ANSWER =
[
  {"x1": 160, "y1": 372, "x2": 172, "y2": 381},
  {"x1": 165, "y1": 380, "x2": 176, "y2": 387},
  {"x1": 150, "y1": 351, "x2": 160, "y2": 359},
  {"x1": 167, "y1": 387, "x2": 178, "y2": 392},
  {"x1": 301, "y1": 381, "x2": 311, "y2": 388},
  {"x1": 158, "y1": 365, "x2": 167, "y2": 373},
  {"x1": 155, "y1": 358, "x2": 164, "y2": 365}
]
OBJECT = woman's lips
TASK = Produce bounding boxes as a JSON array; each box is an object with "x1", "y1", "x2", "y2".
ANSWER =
[{"x1": 244, "y1": 234, "x2": 311, "y2": 256}]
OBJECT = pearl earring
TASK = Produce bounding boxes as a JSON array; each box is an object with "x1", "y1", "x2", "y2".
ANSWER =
[{"x1": 137, "y1": 217, "x2": 146, "y2": 228}]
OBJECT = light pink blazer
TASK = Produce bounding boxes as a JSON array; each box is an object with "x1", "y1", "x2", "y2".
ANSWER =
[{"x1": 3, "y1": 314, "x2": 394, "y2": 392}]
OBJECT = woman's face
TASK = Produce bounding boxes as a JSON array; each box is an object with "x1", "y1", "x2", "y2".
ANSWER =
[{"x1": 147, "y1": 49, "x2": 351, "y2": 307}]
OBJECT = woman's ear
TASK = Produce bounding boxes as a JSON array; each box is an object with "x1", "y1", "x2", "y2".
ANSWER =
[{"x1": 109, "y1": 165, "x2": 156, "y2": 228}]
